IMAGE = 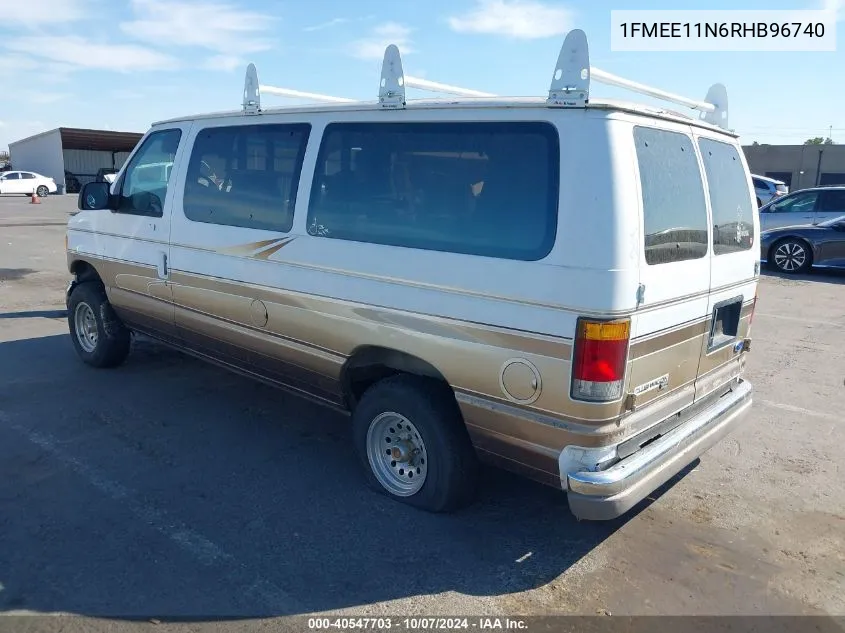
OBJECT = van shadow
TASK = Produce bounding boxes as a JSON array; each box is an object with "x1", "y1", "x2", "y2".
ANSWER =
[{"x1": 0, "y1": 333, "x2": 691, "y2": 620}]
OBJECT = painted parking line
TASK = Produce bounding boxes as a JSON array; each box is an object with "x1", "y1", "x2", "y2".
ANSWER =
[
  {"x1": 757, "y1": 400, "x2": 839, "y2": 423},
  {"x1": 0, "y1": 411, "x2": 305, "y2": 616}
]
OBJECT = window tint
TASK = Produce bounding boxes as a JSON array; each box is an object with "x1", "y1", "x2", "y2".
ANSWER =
[
  {"x1": 306, "y1": 121, "x2": 559, "y2": 261},
  {"x1": 118, "y1": 128, "x2": 182, "y2": 217},
  {"x1": 769, "y1": 191, "x2": 818, "y2": 213},
  {"x1": 3, "y1": 173, "x2": 20, "y2": 180},
  {"x1": 183, "y1": 123, "x2": 310, "y2": 232},
  {"x1": 752, "y1": 178, "x2": 766, "y2": 190},
  {"x1": 698, "y1": 138, "x2": 755, "y2": 255},
  {"x1": 20, "y1": 172, "x2": 35, "y2": 179},
  {"x1": 818, "y1": 189, "x2": 845, "y2": 212},
  {"x1": 633, "y1": 127, "x2": 709, "y2": 265}
]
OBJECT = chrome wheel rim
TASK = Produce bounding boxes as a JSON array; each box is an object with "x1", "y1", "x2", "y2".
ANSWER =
[
  {"x1": 774, "y1": 242, "x2": 806, "y2": 272},
  {"x1": 366, "y1": 412, "x2": 428, "y2": 497},
  {"x1": 74, "y1": 302, "x2": 98, "y2": 353}
]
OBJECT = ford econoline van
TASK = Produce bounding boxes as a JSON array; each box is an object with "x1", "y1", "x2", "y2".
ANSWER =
[{"x1": 65, "y1": 30, "x2": 758, "y2": 520}]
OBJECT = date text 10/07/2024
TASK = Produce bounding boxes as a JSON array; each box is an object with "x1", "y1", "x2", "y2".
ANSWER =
[
  {"x1": 307, "y1": 617, "x2": 528, "y2": 631},
  {"x1": 618, "y1": 22, "x2": 826, "y2": 38}
]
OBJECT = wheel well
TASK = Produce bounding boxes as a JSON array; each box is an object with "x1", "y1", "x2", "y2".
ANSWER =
[
  {"x1": 70, "y1": 260, "x2": 104, "y2": 286},
  {"x1": 341, "y1": 347, "x2": 451, "y2": 410}
]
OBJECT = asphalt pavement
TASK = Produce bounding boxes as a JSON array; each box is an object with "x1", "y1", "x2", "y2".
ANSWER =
[{"x1": 1, "y1": 194, "x2": 843, "y2": 631}]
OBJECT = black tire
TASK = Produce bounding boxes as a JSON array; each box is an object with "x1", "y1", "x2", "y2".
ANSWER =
[
  {"x1": 769, "y1": 238, "x2": 812, "y2": 274},
  {"x1": 36, "y1": 185, "x2": 49, "y2": 198},
  {"x1": 67, "y1": 282, "x2": 131, "y2": 368},
  {"x1": 352, "y1": 374, "x2": 479, "y2": 513}
]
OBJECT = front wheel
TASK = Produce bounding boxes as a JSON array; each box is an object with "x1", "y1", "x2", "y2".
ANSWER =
[
  {"x1": 770, "y1": 238, "x2": 812, "y2": 274},
  {"x1": 67, "y1": 282, "x2": 131, "y2": 367},
  {"x1": 352, "y1": 375, "x2": 479, "y2": 513},
  {"x1": 36, "y1": 185, "x2": 49, "y2": 198}
]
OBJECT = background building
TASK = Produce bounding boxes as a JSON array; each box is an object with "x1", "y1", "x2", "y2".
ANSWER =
[
  {"x1": 742, "y1": 143, "x2": 845, "y2": 190},
  {"x1": 9, "y1": 127, "x2": 143, "y2": 194}
]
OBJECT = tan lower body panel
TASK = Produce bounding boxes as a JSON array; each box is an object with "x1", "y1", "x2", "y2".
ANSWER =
[{"x1": 68, "y1": 252, "x2": 755, "y2": 487}]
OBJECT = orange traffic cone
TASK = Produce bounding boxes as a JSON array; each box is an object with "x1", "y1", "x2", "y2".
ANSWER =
[{"x1": 30, "y1": 188, "x2": 40, "y2": 204}]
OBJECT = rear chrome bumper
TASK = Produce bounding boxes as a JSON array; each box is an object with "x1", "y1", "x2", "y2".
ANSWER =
[{"x1": 564, "y1": 379, "x2": 753, "y2": 521}]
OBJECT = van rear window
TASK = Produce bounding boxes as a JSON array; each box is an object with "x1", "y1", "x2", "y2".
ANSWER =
[
  {"x1": 306, "y1": 121, "x2": 559, "y2": 261},
  {"x1": 633, "y1": 127, "x2": 709, "y2": 265},
  {"x1": 697, "y1": 138, "x2": 754, "y2": 254}
]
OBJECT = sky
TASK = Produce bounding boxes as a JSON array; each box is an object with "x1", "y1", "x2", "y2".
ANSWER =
[{"x1": 0, "y1": 0, "x2": 843, "y2": 151}]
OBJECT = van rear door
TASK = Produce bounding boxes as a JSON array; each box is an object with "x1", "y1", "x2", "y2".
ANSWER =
[
  {"x1": 693, "y1": 133, "x2": 758, "y2": 399},
  {"x1": 629, "y1": 122, "x2": 712, "y2": 412}
]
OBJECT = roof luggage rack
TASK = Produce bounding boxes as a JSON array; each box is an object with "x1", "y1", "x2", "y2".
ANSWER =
[{"x1": 242, "y1": 28, "x2": 729, "y2": 130}]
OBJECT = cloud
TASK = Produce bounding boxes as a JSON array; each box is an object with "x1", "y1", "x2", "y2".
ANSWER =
[
  {"x1": 203, "y1": 55, "x2": 245, "y2": 72},
  {"x1": 349, "y1": 22, "x2": 414, "y2": 61},
  {"x1": 304, "y1": 15, "x2": 376, "y2": 32},
  {"x1": 304, "y1": 17, "x2": 350, "y2": 32},
  {"x1": 820, "y1": 0, "x2": 844, "y2": 20},
  {"x1": 5, "y1": 36, "x2": 178, "y2": 71},
  {"x1": 120, "y1": 0, "x2": 275, "y2": 54},
  {"x1": 447, "y1": 0, "x2": 574, "y2": 39},
  {"x1": 0, "y1": 0, "x2": 88, "y2": 25},
  {"x1": 15, "y1": 91, "x2": 71, "y2": 105}
]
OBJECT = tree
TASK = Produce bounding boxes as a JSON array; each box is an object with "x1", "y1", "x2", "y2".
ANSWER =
[{"x1": 804, "y1": 137, "x2": 835, "y2": 145}]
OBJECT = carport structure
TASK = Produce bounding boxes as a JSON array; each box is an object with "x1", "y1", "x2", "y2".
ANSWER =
[{"x1": 9, "y1": 127, "x2": 143, "y2": 194}]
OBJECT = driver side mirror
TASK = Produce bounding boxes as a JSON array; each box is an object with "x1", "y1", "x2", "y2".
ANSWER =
[{"x1": 78, "y1": 181, "x2": 115, "y2": 211}]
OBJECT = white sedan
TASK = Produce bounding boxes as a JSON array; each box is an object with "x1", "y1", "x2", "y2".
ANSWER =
[{"x1": 0, "y1": 171, "x2": 58, "y2": 197}]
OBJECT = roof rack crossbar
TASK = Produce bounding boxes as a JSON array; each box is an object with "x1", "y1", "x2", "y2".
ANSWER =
[
  {"x1": 242, "y1": 29, "x2": 729, "y2": 129},
  {"x1": 258, "y1": 85, "x2": 356, "y2": 103},
  {"x1": 547, "y1": 29, "x2": 729, "y2": 129}
]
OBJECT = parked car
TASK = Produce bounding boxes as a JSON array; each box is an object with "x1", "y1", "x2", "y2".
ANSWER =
[
  {"x1": 758, "y1": 185, "x2": 845, "y2": 231},
  {"x1": 760, "y1": 214, "x2": 845, "y2": 274},
  {"x1": 65, "y1": 170, "x2": 81, "y2": 194},
  {"x1": 65, "y1": 29, "x2": 758, "y2": 522},
  {"x1": 0, "y1": 170, "x2": 57, "y2": 197},
  {"x1": 752, "y1": 174, "x2": 788, "y2": 207}
]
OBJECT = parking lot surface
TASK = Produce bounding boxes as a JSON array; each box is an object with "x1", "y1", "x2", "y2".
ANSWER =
[{"x1": 1, "y1": 195, "x2": 843, "y2": 628}]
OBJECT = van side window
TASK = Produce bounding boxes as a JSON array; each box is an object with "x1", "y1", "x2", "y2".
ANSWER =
[
  {"x1": 697, "y1": 138, "x2": 754, "y2": 255},
  {"x1": 183, "y1": 123, "x2": 310, "y2": 232},
  {"x1": 117, "y1": 128, "x2": 182, "y2": 218},
  {"x1": 633, "y1": 127, "x2": 709, "y2": 265},
  {"x1": 306, "y1": 122, "x2": 559, "y2": 261}
]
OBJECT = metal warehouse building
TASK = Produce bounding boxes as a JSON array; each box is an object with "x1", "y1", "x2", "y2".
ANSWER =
[
  {"x1": 742, "y1": 143, "x2": 845, "y2": 191},
  {"x1": 8, "y1": 127, "x2": 143, "y2": 194}
]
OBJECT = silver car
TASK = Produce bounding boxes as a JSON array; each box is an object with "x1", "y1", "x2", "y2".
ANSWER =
[
  {"x1": 752, "y1": 174, "x2": 788, "y2": 207},
  {"x1": 759, "y1": 185, "x2": 845, "y2": 231}
]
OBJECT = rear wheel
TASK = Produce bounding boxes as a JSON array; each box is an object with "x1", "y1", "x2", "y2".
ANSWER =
[
  {"x1": 770, "y1": 238, "x2": 812, "y2": 274},
  {"x1": 67, "y1": 282, "x2": 131, "y2": 367},
  {"x1": 352, "y1": 374, "x2": 479, "y2": 513},
  {"x1": 36, "y1": 185, "x2": 49, "y2": 198}
]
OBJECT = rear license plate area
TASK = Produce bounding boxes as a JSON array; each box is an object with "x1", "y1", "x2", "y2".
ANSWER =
[{"x1": 708, "y1": 296, "x2": 743, "y2": 352}]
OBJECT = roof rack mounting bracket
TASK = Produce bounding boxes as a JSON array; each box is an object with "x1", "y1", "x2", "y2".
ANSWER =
[
  {"x1": 701, "y1": 83, "x2": 728, "y2": 129},
  {"x1": 242, "y1": 63, "x2": 261, "y2": 115},
  {"x1": 379, "y1": 44, "x2": 406, "y2": 109},
  {"x1": 548, "y1": 29, "x2": 590, "y2": 108}
]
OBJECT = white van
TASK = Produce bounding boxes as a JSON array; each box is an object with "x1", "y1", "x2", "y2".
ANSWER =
[{"x1": 65, "y1": 30, "x2": 758, "y2": 520}]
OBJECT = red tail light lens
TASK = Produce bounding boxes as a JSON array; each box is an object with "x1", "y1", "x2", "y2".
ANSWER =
[{"x1": 571, "y1": 318, "x2": 630, "y2": 402}]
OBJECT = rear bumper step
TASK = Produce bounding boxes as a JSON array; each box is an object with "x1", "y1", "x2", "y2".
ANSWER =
[{"x1": 565, "y1": 378, "x2": 753, "y2": 521}]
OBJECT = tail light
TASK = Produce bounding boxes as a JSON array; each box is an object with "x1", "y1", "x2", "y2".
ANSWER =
[{"x1": 571, "y1": 318, "x2": 630, "y2": 402}]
